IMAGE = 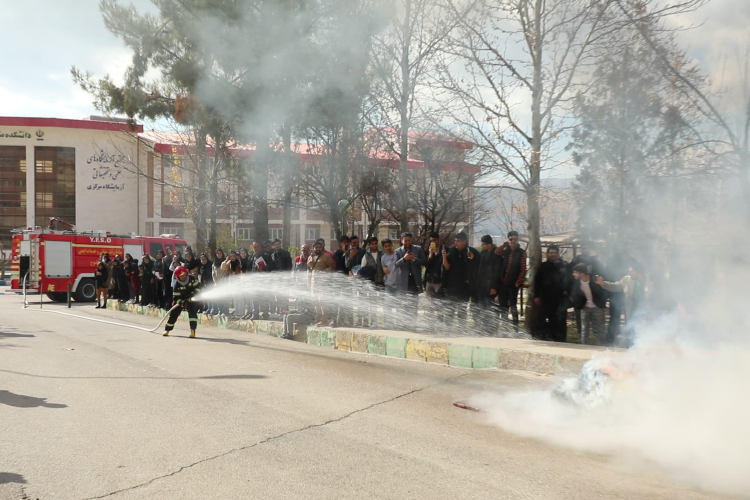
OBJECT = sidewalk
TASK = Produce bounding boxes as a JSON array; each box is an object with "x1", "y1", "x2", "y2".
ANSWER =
[{"x1": 106, "y1": 302, "x2": 625, "y2": 376}]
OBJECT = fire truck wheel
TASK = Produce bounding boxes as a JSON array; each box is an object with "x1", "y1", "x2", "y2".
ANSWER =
[
  {"x1": 74, "y1": 279, "x2": 97, "y2": 302},
  {"x1": 46, "y1": 292, "x2": 68, "y2": 303}
]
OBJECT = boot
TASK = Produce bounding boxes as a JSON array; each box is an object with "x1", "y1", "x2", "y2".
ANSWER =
[
  {"x1": 163, "y1": 330, "x2": 170, "y2": 337},
  {"x1": 189, "y1": 329, "x2": 196, "y2": 338}
]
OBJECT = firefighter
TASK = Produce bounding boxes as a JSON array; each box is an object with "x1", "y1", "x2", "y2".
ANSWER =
[{"x1": 163, "y1": 265, "x2": 200, "y2": 338}]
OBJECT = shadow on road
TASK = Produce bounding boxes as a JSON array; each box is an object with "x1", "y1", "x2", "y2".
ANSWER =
[
  {"x1": 0, "y1": 390, "x2": 67, "y2": 409},
  {"x1": 0, "y1": 330, "x2": 35, "y2": 340},
  {"x1": 0, "y1": 472, "x2": 26, "y2": 484}
]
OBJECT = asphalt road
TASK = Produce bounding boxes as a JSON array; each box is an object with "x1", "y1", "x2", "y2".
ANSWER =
[{"x1": 0, "y1": 292, "x2": 738, "y2": 500}]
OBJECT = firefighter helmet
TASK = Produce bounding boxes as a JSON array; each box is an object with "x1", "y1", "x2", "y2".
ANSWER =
[{"x1": 174, "y1": 265, "x2": 189, "y2": 282}]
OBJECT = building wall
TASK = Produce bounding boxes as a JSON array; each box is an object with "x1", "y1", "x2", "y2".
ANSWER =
[{"x1": 0, "y1": 119, "x2": 146, "y2": 248}]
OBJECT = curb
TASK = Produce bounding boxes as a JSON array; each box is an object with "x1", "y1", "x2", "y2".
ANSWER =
[{"x1": 106, "y1": 302, "x2": 591, "y2": 375}]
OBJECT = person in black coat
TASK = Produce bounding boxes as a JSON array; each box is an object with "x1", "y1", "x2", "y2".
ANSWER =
[
  {"x1": 473, "y1": 235, "x2": 504, "y2": 334},
  {"x1": 271, "y1": 239, "x2": 293, "y2": 272},
  {"x1": 533, "y1": 245, "x2": 569, "y2": 342},
  {"x1": 423, "y1": 232, "x2": 444, "y2": 298},
  {"x1": 442, "y1": 232, "x2": 480, "y2": 323},
  {"x1": 112, "y1": 256, "x2": 129, "y2": 302},
  {"x1": 139, "y1": 254, "x2": 156, "y2": 306}
]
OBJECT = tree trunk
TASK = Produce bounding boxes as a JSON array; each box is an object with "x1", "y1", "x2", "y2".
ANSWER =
[
  {"x1": 281, "y1": 124, "x2": 294, "y2": 249},
  {"x1": 207, "y1": 153, "x2": 221, "y2": 254},
  {"x1": 253, "y1": 136, "x2": 271, "y2": 245},
  {"x1": 398, "y1": 0, "x2": 412, "y2": 236},
  {"x1": 193, "y1": 131, "x2": 208, "y2": 251},
  {"x1": 525, "y1": 0, "x2": 545, "y2": 327}
]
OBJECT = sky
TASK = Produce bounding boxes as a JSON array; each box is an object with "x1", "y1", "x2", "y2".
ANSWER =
[{"x1": 0, "y1": 0, "x2": 747, "y2": 122}]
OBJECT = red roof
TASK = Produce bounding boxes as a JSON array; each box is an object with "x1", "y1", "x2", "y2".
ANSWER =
[
  {"x1": 0, "y1": 116, "x2": 143, "y2": 133},
  {"x1": 137, "y1": 130, "x2": 479, "y2": 173}
]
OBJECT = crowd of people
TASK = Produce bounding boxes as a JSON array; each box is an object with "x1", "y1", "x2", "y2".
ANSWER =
[{"x1": 93, "y1": 232, "x2": 646, "y2": 346}]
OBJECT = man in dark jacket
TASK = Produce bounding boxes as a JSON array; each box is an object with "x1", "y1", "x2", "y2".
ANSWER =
[
  {"x1": 475, "y1": 235, "x2": 503, "y2": 307},
  {"x1": 423, "y1": 232, "x2": 444, "y2": 298},
  {"x1": 333, "y1": 235, "x2": 351, "y2": 275},
  {"x1": 344, "y1": 235, "x2": 363, "y2": 273},
  {"x1": 394, "y1": 232, "x2": 426, "y2": 330},
  {"x1": 442, "y1": 232, "x2": 479, "y2": 324},
  {"x1": 497, "y1": 231, "x2": 527, "y2": 326},
  {"x1": 533, "y1": 245, "x2": 569, "y2": 342},
  {"x1": 473, "y1": 235, "x2": 504, "y2": 334},
  {"x1": 570, "y1": 263, "x2": 607, "y2": 345}
]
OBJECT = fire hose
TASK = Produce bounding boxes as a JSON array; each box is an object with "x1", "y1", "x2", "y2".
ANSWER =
[{"x1": 26, "y1": 302, "x2": 185, "y2": 333}]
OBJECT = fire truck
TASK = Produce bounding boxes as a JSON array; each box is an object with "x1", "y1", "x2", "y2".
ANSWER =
[{"x1": 9, "y1": 219, "x2": 188, "y2": 302}]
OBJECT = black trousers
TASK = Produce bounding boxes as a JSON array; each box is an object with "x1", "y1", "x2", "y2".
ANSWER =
[
  {"x1": 165, "y1": 301, "x2": 198, "y2": 332},
  {"x1": 498, "y1": 283, "x2": 520, "y2": 324},
  {"x1": 537, "y1": 296, "x2": 567, "y2": 342},
  {"x1": 141, "y1": 281, "x2": 155, "y2": 305}
]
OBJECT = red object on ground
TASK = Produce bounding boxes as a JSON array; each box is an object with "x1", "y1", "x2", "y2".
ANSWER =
[{"x1": 453, "y1": 401, "x2": 483, "y2": 412}]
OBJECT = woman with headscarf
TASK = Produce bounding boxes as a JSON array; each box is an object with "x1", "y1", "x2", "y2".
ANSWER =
[
  {"x1": 112, "y1": 256, "x2": 129, "y2": 302},
  {"x1": 95, "y1": 261, "x2": 109, "y2": 309},
  {"x1": 197, "y1": 253, "x2": 214, "y2": 314},
  {"x1": 125, "y1": 258, "x2": 141, "y2": 304},
  {"x1": 212, "y1": 249, "x2": 229, "y2": 316},
  {"x1": 139, "y1": 254, "x2": 156, "y2": 306},
  {"x1": 184, "y1": 251, "x2": 200, "y2": 276}
]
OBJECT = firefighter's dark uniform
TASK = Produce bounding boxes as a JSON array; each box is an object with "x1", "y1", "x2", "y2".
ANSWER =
[{"x1": 164, "y1": 275, "x2": 200, "y2": 337}]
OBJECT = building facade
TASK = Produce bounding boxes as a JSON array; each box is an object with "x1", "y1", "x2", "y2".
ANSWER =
[
  {"x1": 0, "y1": 116, "x2": 148, "y2": 250},
  {"x1": 1, "y1": 116, "x2": 478, "y2": 254}
]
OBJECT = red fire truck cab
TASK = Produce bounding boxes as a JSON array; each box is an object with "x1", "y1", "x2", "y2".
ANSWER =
[{"x1": 9, "y1": 228, "x2": 188, "y2": 302}]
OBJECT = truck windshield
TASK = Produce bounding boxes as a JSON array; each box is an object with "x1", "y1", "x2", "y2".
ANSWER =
[{"x1": 175, "y1": 244, "x2": 186, "y2": 256}]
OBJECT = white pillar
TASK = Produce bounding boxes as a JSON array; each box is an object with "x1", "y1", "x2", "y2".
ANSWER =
[{"x1": 26, "y1": 143, "x2": 34, "y2": 228}]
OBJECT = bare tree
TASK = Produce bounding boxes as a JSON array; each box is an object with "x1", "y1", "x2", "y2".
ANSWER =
[
  {"x1": 367, "y1": 0, "x2": 457, "y2": 234},
  {"x1": 434, "y1": 0, "x2": 705, "y2": 321}
]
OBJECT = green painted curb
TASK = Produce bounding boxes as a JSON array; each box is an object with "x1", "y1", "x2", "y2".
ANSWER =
[
  {"x1": 473, "y1": 346, "x2": 500, "y2": 369},
  {"x1": 449, "y1": 344, "x2": 474, "y2": 368},
  {"x1": 320, "y1": 329, "x2": 336, "y2": 349},
  {"x1": 307, "y1": 328, "x2": 322, "y2": 347},
  {"x1": 385, "y1": 336, "x2": 408, "y2": 358},
  {"x1": 367, "y1": 335, "x2": 386, "y2": 355}
]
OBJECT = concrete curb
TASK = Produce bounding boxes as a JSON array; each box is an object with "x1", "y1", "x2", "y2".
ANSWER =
[{"x1": 106, "y1": 302, "x2": 596, "y2": 375}]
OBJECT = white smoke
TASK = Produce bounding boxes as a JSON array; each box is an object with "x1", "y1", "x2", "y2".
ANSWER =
[{"x1": 473, "y1": 309, "x2": 750, "y2": 496}]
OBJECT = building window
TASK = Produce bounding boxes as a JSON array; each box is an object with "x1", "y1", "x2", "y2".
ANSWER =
[
  {"x1": 388, "y1": 228, "x2": 400, "y2": 241},
  {"x1": 330, "y1": 227, "x2": 337, "y2": 241},
  {"x1": 269, "y1": 228, "x2": 283, "y2": 241},
  {"x1": 306, "y1": 227, "x2": 320, "y2": 241},
  {"x1": 34, "y1": 147, "x2": 75, "y2": 228},
  {"x1": 237, "y1": 227, "x2": 254, "y2": 241},
  {"x1": 36, "y1": 192, "x2": 53, "y2": 209},
  {"x1": 35, "y1": 160, "x2": 53, "y2": 174},
  {"x1": 0, "y1": 146, "x2": 27, "y2": 248},
  {"x1": 145, "y1": 222, "x2": 154, "y2": 237},
  {"x1": 159, "y1": 223, "x2": 183, "y2": 236}
]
